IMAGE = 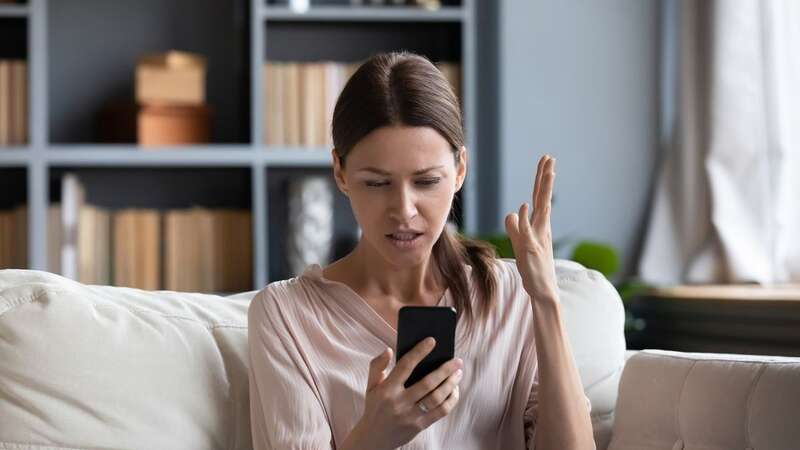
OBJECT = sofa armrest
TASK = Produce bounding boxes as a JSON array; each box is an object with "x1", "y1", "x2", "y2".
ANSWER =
[{"x1": 607, "y1": 349, "x2": 800, "y2": 450}]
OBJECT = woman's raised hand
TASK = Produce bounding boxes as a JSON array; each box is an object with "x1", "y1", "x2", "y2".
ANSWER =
[
  {"x1": 504, "y1": 154, "x2": 560, "y2": 303},
  {"x1": 341, "y1": 338, "x2": 463, "y2": 450}
]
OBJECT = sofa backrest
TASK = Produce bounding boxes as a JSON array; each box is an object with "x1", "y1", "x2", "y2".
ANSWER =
[
  {"x1": 0, "y1": 269, "x2": 256, "y2": 450},
  {"x1": 548, "y1": 259, "x2": 627, "y2": 449},
  {"x1": 0, "y1": 260, "x2": 626, "y2": 450},
  {"x1": 608, "y1": 350, "x2": 800, "y2": 450}
]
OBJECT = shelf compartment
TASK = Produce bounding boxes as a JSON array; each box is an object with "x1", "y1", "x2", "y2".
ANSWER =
[
  {"x1": 266, "y1": 166, "x2": 357, "y2": 282},
  {"x1": 48, "y1": 0, "x2": 252, "y2": 145},
  {"x1": 0, "y1": 167, "x2": 27, "y2": 269},
  {"x1": 49, "y1": 166, "x2": 252, "y2": 210},
  {"x1": 48, "y1": 167, "x2": 254, "y2": 292},
  {"x1": 264, "y1": 21, "x2": 461, "y2": 63}
]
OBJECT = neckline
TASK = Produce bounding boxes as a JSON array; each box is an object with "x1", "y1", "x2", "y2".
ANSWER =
[{"x1": 300, "y1": 263, "x2": 466, "y2": 349}]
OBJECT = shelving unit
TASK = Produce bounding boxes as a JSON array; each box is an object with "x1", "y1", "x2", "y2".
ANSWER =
[{"x1": 1, "y1": 0, "x2": 480, "y2": 290}]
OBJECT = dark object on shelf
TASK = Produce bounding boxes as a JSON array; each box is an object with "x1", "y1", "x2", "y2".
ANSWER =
[
  {"x1": 137, "y1": 104, "x2": 211, "y2": 147},
  {"x1": 95, "y1": 101, "x2": 138, "y2": 143},
  {"x1": 627, "y1": 285, "x2": 800, "y2": 357}
]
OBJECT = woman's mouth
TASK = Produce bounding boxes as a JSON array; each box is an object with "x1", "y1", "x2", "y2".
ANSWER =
[{"x1": 386, "y1": 232, "x2": 424, "y2": 249}]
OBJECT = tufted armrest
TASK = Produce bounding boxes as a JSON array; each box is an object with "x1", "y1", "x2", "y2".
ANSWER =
[{"x1": 608, "y1": 350, "x2": 800, "y2": 450}]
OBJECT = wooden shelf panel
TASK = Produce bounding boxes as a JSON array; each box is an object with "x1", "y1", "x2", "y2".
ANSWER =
[{"x1": 650, "y1": 285, "x2": 800, "y2": 303}]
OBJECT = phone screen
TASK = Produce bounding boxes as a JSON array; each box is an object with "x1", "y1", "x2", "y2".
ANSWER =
[{"x1": 396, "y1": 306, "x2": 457, "y2": 388}]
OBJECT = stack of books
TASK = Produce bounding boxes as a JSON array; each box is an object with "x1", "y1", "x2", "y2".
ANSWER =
[
  {"x1": 0, "y1": 60, "x2": 27, "y2": 147},
  {"x1": 51, "y1": 174, "x2": 253, "y2": 293},
  {"x1": 262, "y1": 61, "x2": 461, "y2": 147},
  {"x1": 0, "y1": 204, "x2": 27, "y2": 269}
]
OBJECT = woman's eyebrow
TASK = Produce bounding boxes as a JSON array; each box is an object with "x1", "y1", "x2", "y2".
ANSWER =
[{"x1": 357, "y1": 166, "x2": 444, "y2": 175}]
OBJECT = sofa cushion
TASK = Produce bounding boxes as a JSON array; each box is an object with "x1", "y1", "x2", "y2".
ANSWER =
[
  {"x1": 553, "y1": 259, "x2": 626, "y2": 450},
  {"x1": 0, "y1": 260, "x2": 625, "y2": 450},
  {"x1": 608, "y1": 350, "x2": 800, "y2": 450},
  {"x1": 0, "y1": 269, "x2": 257, "y2": 450}
]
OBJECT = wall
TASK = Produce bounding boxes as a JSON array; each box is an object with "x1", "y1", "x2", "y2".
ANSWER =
[{"x1": 495, "y1": 0, "x2": 661, "y2": 278}]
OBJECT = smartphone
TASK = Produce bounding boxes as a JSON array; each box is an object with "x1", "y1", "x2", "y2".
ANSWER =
[{"x1": 396, "y1": 306, "x2": 457, "y2": 389}]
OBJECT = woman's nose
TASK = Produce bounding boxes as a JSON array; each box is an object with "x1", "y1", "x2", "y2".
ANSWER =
[{"x1": 388, "y1": 185, "x2": 418, "y2": 222}]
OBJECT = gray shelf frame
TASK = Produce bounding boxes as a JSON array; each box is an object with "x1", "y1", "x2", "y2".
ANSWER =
[
  {"x1": 0, "y1": 3, "x2": 28, "y2": 17},
  {"x1": 3, "y1": 0, "x2": 478, "y2": 291},
  {"x1": 262, "y1": 5, "x2": 465, "y2": 22}
]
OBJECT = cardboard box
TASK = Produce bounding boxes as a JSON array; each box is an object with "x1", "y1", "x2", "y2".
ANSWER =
[
  {"x1": 136, "y1": 51, "x2": 207, "y2": 106},
  {"x1": 138, "y1": 104, "x2": 210, "y2": 147}
]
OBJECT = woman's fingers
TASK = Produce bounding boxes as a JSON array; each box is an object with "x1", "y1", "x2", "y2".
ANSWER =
[
  {"x1": 532, "y1": 155, "x2": 546, "y2": 212},
  {"x1": 519, "y1": 203, "x2": 532, "y2": 236},
  {"x1": 385, "y1": 337, "x2": 437, "y2": 388},
  {"x1": 367, "y1": 347, "x2": 393, "y2": 392},
  {"x1": 405, "y1": 358, "x2": 463, "y2": 403},
  {"x1": 415, "y1": 367, "x2": 463, "y2": 412},
  {"x1": 418, "y1": 384, "x2": 461, "y2": 428},
  {"x1": 505, "y1": 212, "x2": 520, "y2": 239},
  {"x1": 534, "y1": 158, "x2": 555, "y2": 230}
]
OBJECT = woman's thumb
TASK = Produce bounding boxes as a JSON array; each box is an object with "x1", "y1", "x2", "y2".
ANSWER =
[{"x1": 366, "y1": 347, "x2": 393, "y2": 392}]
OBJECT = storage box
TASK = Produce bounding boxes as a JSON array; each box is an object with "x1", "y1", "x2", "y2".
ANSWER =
[
  {"x1": 135, "y1": 51, "x2": 207, "y2": 106},
  {"x1": 137, "y1": 104, "x2": 210, "y2": 147}
]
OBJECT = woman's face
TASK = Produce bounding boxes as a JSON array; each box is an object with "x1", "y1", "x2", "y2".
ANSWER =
[{"x1": 333, "y1": 125, "x2": 466, "y2": 268}]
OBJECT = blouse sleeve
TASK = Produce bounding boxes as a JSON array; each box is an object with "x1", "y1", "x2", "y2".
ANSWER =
[
  {"x1": 523, "y1": 366, "x2": 593, "y2": 450},
  {"x1": 248, "y1": 290, "x2": 334, "y2": 450}
]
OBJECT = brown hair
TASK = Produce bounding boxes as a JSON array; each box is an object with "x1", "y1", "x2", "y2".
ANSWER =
[{"x1": 331, "y1": 51, "x2": 498, "y2": 331}]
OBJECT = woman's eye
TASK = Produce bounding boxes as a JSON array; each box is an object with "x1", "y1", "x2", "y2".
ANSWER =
[
  {"x1": 365, "y1": 180, "x2": 390, "y2": 187},
  {"x1": 416, "y1": 178, "x2": 441, "y2": 186}
]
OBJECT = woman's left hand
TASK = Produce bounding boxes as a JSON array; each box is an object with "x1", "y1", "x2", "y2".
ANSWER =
[{"x1": 504, "y1": 154, "x2": 559, "y2": 304}]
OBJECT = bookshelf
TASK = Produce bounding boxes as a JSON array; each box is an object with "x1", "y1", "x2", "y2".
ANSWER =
[{"x1": 0, "y1": 0, "x2": 480, "y2": 291}]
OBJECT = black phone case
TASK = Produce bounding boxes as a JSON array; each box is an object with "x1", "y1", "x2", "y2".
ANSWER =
[{"x1": 396, "y1": 306, "x2": 457, "y2": 389}]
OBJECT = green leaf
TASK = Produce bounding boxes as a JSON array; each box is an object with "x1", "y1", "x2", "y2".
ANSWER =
[
  {"x1": 474, "y1": 233, "x2": 515, "y2": 258},
  {"x1": 570, "y1": 240, "x2": 619, "y2": 278}
]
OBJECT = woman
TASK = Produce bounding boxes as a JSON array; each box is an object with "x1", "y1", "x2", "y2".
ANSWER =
[{"x1": 248, "y1": 51, "x2": 595, "y2": 450}]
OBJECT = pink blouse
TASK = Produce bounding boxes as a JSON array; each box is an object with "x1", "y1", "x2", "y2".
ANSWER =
[{"x1": 248, "y1": 259, "x2": 580, "y2": 449}]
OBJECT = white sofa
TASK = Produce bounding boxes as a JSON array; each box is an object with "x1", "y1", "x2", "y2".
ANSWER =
[{"x1": 0, "y1": 261, "x2": 798, "y2": 450}]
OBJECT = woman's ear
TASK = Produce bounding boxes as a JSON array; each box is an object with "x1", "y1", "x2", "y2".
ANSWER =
[
  {"x1": 455, "y1": 146, "x2": 467, "y2": 192},
  {"x1": 332, "y1": 149, "x2": 349, "y2": 196}
]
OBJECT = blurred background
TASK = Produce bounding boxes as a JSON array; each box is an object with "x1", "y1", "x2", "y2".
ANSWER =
[{"x1": 1, "y1": 0, "x2": 798, "y2": 355}]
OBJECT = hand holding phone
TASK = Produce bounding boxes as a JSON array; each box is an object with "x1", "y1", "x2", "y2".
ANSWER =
[{"x1": 341, "y1": 306, "x2": 462, "y2": 450}]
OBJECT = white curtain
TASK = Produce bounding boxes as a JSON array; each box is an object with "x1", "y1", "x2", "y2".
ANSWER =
[{"x1": 639, "y1": 0, "x2": 800, "y2": 285}]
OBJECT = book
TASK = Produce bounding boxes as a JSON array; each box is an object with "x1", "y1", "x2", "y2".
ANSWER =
[
  {"x1": 0, "y1": 61, "x2": 8, "y2": 146},
  {"x1": 323, "y1": 62, "x2": 343, "y2": 148},
  {"x1": 283, "y1": 63, "x2": 301, "y2": 146},
  {"x1": 12, "y1": 205, "x2": 26, "y2": 268},
  {"x1": 305, "y1": 62, "x2": 324, "y2": 146},
  {"x1": 78, "y1": 205, "x2": 111, "y2": 285},
  {"x1": 264, "y1": 63, "x2": 285, "y2": 146},
  {"x1": 163, "y1": 207, "x2": 252, "y2": 292},
  {"x1": 0, "y1": 205, "x2": 28, "y2": 269},
  {"x1": 113, "y1": 209, "x2": 160, "y2": 290},
  {"x1": 48, "y1": 204, "x2": 62, "y2": 273},
  {"x1": 13, "y1": 60, "x2": 27, "y2": 145}
]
